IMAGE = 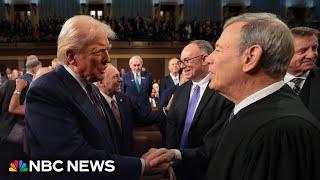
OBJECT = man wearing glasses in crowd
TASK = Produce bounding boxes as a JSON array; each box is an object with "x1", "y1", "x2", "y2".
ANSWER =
[{"x1": 153, "y1": 40, "x2": 233, "y2": 180}]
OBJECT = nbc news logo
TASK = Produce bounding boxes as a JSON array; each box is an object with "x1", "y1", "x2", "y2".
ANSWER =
[
  {"x1": 9, "y1": 160, "x2": 28, "y2": 173},
  {"x1": 8, "y1": 160, "x2": 115, "y2": 173}
]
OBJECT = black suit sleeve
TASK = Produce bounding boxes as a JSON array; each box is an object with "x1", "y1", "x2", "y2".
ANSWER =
[
  {"x1": 25, "y1": 84, "x2": 141, "y2": 179},
  {"x1": 180, "y1": 99, "x2": 234, "y2": 174}
]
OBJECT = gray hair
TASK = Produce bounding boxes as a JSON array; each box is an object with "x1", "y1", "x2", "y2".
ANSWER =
[
  {"x1": 291, "y1": 26, "x2": 319, "y2": 38},
  {"x1": 224, "y1": 13, "x2": 294, "y2": 78},
  {"x1": 129, "y1": 55, "x2": 143, "y2": 65},
  {"x1": 57, "y1": 15, "x2": 116, "y2": 64},
  {"x1": 189, "y1": 40, "x2": 213, "y2": 55},
  {"x1": 26, "y1": 55, "x2": 41, "y2": 70}
]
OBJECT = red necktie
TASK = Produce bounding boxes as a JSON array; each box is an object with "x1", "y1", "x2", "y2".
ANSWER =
[
  {"x1": 85, "y1": 84, "x2": 107, "y2": 123},
  {"x1": 110, "y1": 99, "x2": 121, "y2": 130}
]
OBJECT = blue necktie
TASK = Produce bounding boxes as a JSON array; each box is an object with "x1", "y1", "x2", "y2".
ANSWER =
[
  {"x1": 228, "y1": 110, "x2": 235, "y2": 122},
  {"x1": 135, "y1": 74, "x2": 141, "y2": 92},
  {"x1": 180, "y1": 85, "x2": 200, "y2": 148}
]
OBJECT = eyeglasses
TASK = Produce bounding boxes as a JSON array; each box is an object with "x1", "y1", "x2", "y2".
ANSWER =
[{"x1": 179, "y1": 55, "x2": 207, "y2": 66}]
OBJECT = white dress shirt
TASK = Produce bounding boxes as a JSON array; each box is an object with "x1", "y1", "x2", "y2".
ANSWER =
[{"x1": 284, "y1": 71, "x2": 309, "y2": 90}]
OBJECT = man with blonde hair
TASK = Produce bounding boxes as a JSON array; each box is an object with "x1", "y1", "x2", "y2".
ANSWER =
[{"x1": 25, "y1": 15, "x2": 158, "y2": 180}]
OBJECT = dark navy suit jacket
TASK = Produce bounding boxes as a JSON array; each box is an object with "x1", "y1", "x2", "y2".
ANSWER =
[
  {"x1": 121, "y1": 71, "x2": 153, "y2": 109},
  {"x1": 25, "y1": 66, "x2": 141, "y2": 180}
]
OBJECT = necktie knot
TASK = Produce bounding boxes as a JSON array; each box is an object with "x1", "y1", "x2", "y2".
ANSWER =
[{"x1": 290, "y1": 77, "x2": 303, "y2": 95}]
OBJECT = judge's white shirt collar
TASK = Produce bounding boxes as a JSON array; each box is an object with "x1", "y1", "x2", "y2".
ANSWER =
[{"x1": 233, "y1": 81, "x2": 284, "y2": 115}]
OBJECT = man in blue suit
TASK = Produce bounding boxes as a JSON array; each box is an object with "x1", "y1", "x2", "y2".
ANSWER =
[
  {"x1": 121, "y1": 55, "x2": 153, "y2": 110},
  {"x1": 25, "y1": 15, "x2": 160, "y2": 180}
]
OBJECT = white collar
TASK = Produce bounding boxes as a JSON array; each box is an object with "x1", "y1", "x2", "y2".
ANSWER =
[
  {"x1": 284, "y1": 71, "x2": 309, "y2": 83},
  {"x1": 63, "y1": 65, "x2": 87, "y2": 91},
  {"x1": 234, "y1": 81, "x2": 284, "y2": 115},
  {"x1": 192, "y1": 74, "x2": 210, "y2": 87},
  {"x1": 100, "y1": 91, "x2": 116, "y2": 106}
]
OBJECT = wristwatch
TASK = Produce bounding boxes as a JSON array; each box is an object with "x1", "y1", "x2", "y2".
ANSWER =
[{"x1": 13, "y1": 90, "x2": 21, "y2": 95}]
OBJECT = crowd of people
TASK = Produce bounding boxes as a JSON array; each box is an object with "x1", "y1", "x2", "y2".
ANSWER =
[
  {"x1": 0, "y1": 15, "x2": 223, "y2": 42},
  {"x1": 1, "y1": 13, "x2": 320, "y2": 180}
]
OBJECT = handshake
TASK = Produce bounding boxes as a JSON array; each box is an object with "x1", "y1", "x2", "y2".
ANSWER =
[{"x1": 141, "y1": 148, "x2": 178, "y2": 179}]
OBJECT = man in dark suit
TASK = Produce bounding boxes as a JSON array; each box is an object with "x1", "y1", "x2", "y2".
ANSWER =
[
  {"x1": 144, "y1": 40, "x2": 233, "y2": 180},
  {"x1": 121, "y1": 55, "x2": 153, "y2": 110},
  {"x1": 98, "y1": 64, "x2": 166, "y2": 155},
  {"x1": 21, "y1": 55, "x2": 42, "y2": 84},
  {"x1": 160, "y1": 57, "x2": 180, "y2": 98},
  {"x1": 25, "y1": 15, "x2": 159, "y2": 180},
  {"x1": 285, "y1": 27, "x2": 320, "y2": 121}
]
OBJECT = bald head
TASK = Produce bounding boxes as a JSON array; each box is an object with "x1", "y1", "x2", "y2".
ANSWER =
[{"x1": 99, "y1": 64, "x2": 122, "y2": 96}]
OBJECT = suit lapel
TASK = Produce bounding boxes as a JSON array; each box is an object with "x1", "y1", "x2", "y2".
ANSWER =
[
  {"x1": 308, "y1": 69, "x2": 320, "y2": 115},
  {"x1": 190, "y1": 84, "x2": 214, "y2": 128},
  {"x1": 167, "y1": 75, "x2": 175, "y2": 87},
  {"x1": 300, "y1": 71, "x2": 312, "y2": 106},
  {"x1": 55, "y1": 66, "x2": 115, "y2": 152}
]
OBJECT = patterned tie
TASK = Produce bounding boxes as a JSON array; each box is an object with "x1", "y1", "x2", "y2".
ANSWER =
[
  {"x1": 110, "y1": 99, "x2": 121, "y2": 130},
  {"x1": 290, "y1": 77, "x2": 303, "y2": 95},
  {"x1": 180, "y1": 85, "x2": 200, "y2": 148},
  {"x1": 85, "y1": 84, "x2": 107, "y2": 123},
  {"x1": 135, "y1": 73, "x2": 141, "y2": 92}
]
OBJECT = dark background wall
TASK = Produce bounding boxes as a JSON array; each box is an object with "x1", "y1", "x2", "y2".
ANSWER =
[
  {"x1": 39, "y1": 0, "x2": 80, "y2": 18},
  {"x1": 112, "y1": 0, "x2": 153, "y2": 18},
  {"x1": 250, "y1": 0, "x2": 286, "y2": 18},
  {"x1": 0, "y1": 0, "x2": 4, "y2": 19},
  {"x1": 184, "y1": 0, "x2": 221, "y2": 21}
]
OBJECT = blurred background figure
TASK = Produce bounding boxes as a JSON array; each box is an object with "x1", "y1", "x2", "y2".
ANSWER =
[
  {"x1": 121, "y1": 55, "x2": 153, "y2": 111},
  {"x1": 22, "y1": 55, "x2": 42, "y2": 84},
  {"x1": 160, "y1": 57, "x2": 180, "y2": 98},
  {"x1": 50, "y1": 58, "x2": 62, "y2": 69},
  {"x1": 149, "y1": 82, "x2": 160, "y2": 109}
]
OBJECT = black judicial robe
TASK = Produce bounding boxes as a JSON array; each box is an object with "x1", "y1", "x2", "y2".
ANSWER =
[{"x1": 205, "y1": 85, "x2": 320, "y2": 180}]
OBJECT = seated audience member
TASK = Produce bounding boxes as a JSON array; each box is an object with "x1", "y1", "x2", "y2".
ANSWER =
[{"x1": 149, "y1": 82, "x2": 160, "y2": 109}]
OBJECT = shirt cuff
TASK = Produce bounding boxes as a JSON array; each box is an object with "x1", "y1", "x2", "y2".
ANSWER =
[
  {"x1": 140, "y1": 158, "x2": 145, "y2": 175},
  {"x1": 173, "y1": 149, "x2": 182, "y2": 160}
]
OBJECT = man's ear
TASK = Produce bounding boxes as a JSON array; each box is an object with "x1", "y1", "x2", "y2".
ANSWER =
[
  {"x1": 242, "y1": 45, "x2": 263, "y2": 73},
  {"x1": 66, "y1": 49, "x2": 77, "y2": 66}
]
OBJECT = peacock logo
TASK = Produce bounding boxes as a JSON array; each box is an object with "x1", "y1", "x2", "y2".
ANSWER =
[{"x1": 9, "y1": 160, "x2": 28, "y2": 173}]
